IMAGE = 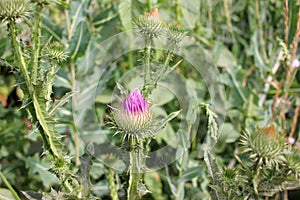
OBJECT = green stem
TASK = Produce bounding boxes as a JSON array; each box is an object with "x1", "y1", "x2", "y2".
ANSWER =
[
  {"x1": 143, "y1": 39, "x2": 152, "y2": 97},
  {"x1": 0, "y1": 171, "x2": 21, "y2": 200},
  {"x1": 8, "y1": 21, "x2": 60, "y2": 158},
  {"x1": 31, "y1": 5, "x2": 42, "y2": 84},
  {"x1": 145, "y1": 41, "x2": 151, "y2": 85},
  {"x1": 8, "y1": 22, "x2": 32, "y2": 93},
  {"x1": 147, "y1": 0, "x2": 152, "y2": 10},
  {"x1": 206, "y1": 0, "x2": 212, "y2": 33},
  {"x1": 161, "y1": 50, "x2": 172, "y2": 77},
  {"x1": 128, "y1": 138, "x2": 141, "y2": 200},
  {"x1": 223, "y1": 0, "x2": 234, "y2": 39},
  {"x1": 107, "y1": 168, "x2": 119, "y2": 200},
  {"x1": 149, "y1": 46, "x2": 173, "y2": 96},
  {"x1": 45, "y1": 63, "x2": 57, "y2": 111},
  {"x1": 175, "y1": 0, "x2": 181, "y2": 23}
]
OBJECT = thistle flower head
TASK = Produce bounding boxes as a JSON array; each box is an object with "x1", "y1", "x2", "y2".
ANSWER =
[
  {"x1": 286, "y1": 148, "x2": 300, "y2": 178},
  {"x1": 134, "y1": 8, "x2": 165, "y2": 39},
  {"x1": 240, "y1": 125, "x2": 286, "y2": 168},
  {"x1": 166, "y1": 24, "x2": 187, "y2": 45},
  {"x1": 0, "y1": 0, "x2": 30, "y2": 23},
  {"x1": 109, "y1": 88, "x2": 153, "y2": 140},
  {"x1": 45, "y1": 42, "x2": 68, "y2": 63}
]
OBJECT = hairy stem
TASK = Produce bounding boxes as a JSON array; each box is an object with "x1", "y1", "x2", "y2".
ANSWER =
[
  {"x1": 175, "y1": 0, "x2": 181, "y2": 23},
  {"x1": 8, "y1": 21, "x2": 60, "y2": 158},
  {"x1": 31, "y1": 5, "x2": 42, "y2": 84},
  {"x1": 145, "y1": 41, "x2": 151, "y2": 85},
  {"x1": 152, "y1": 50, "x2": 172, "y2": 90},
  {"x1": 107, "y1": 168, "x2": 119, "y2": 200},
  {"x1": 8, "y1": 22, "x2": 31, "y2": 93},
  {"x1": 143, "y1": 39, "x2": 152, "y2": 97},
  {"x1": 128, "y1": 138, "x2": 141, "y2": 200}
]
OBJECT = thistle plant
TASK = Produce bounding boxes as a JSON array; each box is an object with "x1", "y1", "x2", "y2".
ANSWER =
[
  {"x1": 109, "y1": 88, "x2": 152, "y2": 199},
  {"x1": 207, "y1": 125, "x2": 300, "y2": 199},
  {"x1": 0, "y1": 0, "x2": 81, "y2": 196},
  {"x1": 107, "y1": 9, "x2": 186, "y2": 199},
  {"x1": 134, "y1": 8, "x2": 187, "y2": 96}
]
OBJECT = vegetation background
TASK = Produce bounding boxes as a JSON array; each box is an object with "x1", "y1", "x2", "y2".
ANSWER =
[{"x1": 0, "y1": 0, "x2": 299, "y2": 199}]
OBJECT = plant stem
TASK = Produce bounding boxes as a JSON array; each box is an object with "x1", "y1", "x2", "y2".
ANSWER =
[
  {"x1": 0, "y1": 171, "x2": 21, "y2": 200},
  {"x1": 153, "y1": 50, "x2": 172, "y2": 90},
  {"x1": 143, "y1": 39, "x2": 152, "y2": 97},
  {"x1": 70, "y1": 62, "x2": 80, "y2": 166},
  {"x1": 8, "y1": 22, "x2": 32, "y2": 93},
  {"x1": 64, "y1": 1, "x2": 80, "y2": 165},
  {"x1": 145, "y1": 41, "x2": 151, "y2": 85},
  {"x1": 45, "y1": 63, "x2": 57, "y2": 110},
  {"x1": 289, "y1": 105, "x2": 300, "y2": 138},
  {"x1": 8, "y1": 21, "x2": 60, "y2": 158},
  {"x1": 175, "y1": 0, "x2": 181, "y2": 23},
  {"x1": 255, "y1": 0, "x2": 269, "y2": 64},
  {"x1": 128, "y1": 138, "x2": 141, "y2": 200},
  {"x1": 147, "y1": 0, "x2": 152, "y2": 10},
  {"x1": 284, "y1": 0, "x2": 289, "y2": 45},
  {"x1": 31, "y1": 5, "x2": 42, "y2": 84},
  {"x1": 223, "y1": 0, "x2": 234, "y2": 40},
  {"x1": 107, "y1": 168, "x2": 119, "y2": 200}
]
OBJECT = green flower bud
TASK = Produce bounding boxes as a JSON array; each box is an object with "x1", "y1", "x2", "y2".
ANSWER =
[
  {"x1": 0, "y1": 0, "x2": 30, "y2": 22},
  {"x1": 240, "y1": 125, "x2": 286, "y2": 168}
]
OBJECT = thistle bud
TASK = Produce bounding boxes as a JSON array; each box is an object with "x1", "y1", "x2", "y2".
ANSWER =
[
  {"x1": 109, "y1": 89, "x2": 153, "y2": 140},
  {"x1": 0, "y1": 0, "x2": 30, "y2": 23},
  {"x1": 286, "y1": 148, "x2": 300, "y2": 178},
  {"x1": 166, "y1": 24, "x2": 187, "y2": 45},
  {"x1": 45, "y1": 42, "x2": 68, "y2": 63},
  {"x1": 240, "y1": 125, "x2": 286, "y2": 168},
  {"x1": 134, "y1": 8, "x2": 165, "y2": 39}
]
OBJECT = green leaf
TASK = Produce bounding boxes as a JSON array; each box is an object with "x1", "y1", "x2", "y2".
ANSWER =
[
  {"x1": 204, "y1": 151, "x2": 225, "y2": 200},
  {"x1": 17, "y1": 154, "x2": 59, "y2": 189},
  {"x1": 152, "y1": 85, "x2": 175, "y2": 105},
  {"x1": 165, "y1": 167, "x2": 177, "y2": 196},
  {"x1": 54, "y1": 73, "x2": 72, "y2": 89},
  {"x1": 220, "y1": 123, "x2": 240, "y2": 143},
  {"x1": 69, "y1": 0, "x2": 91, "y2": 38},
  {"x1": 118, "y1": 0, "x2": 132, "y2": 30},
  {"x1": 144, "y1": 171, "x2": 164, "y2": 200},
  {"x1": 179, "y1": 166, "x2": 204, "y2": 183},
  {"x1": 0, "y1": 188, "x2": 15, "y2": 200},
  {"x1": 42, "y1": 18, "x2": 63, "y2": 42},
  {"x1": 69, "y1": 21, "x2": 91, "y2": 59},
  {"x1": 49, "y1": 91, "x2": 77, "y2": 116},
  {"x1": 32, "y1": 93, "x2": 61, "y2": 158},
  {"x1": 153, "y1": 110, "x2": 181, "y2": 133},
  {"x1": 178, "y1": 0, "x2": 200, "y2": 29},
  {"x1": 213, "y1": 42, "x2": 237, "y2": 67}
]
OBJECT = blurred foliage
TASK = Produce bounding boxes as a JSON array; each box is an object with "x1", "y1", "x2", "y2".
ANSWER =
[{"x1": 0, "y1": 0, "x2": 299, "y2": 199}]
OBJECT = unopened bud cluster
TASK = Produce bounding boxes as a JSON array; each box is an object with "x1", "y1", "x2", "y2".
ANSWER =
[{"x1": 134, "y1": 8, "x2": 186, "y2": 45}]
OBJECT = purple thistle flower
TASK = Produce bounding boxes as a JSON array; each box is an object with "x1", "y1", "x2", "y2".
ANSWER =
[
  {"x1": 123, "y1": 89, "x2": 149, "y2": 114},
  {"x1": 110, "y1": 88, "x2": 152, "y2": 137}
]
